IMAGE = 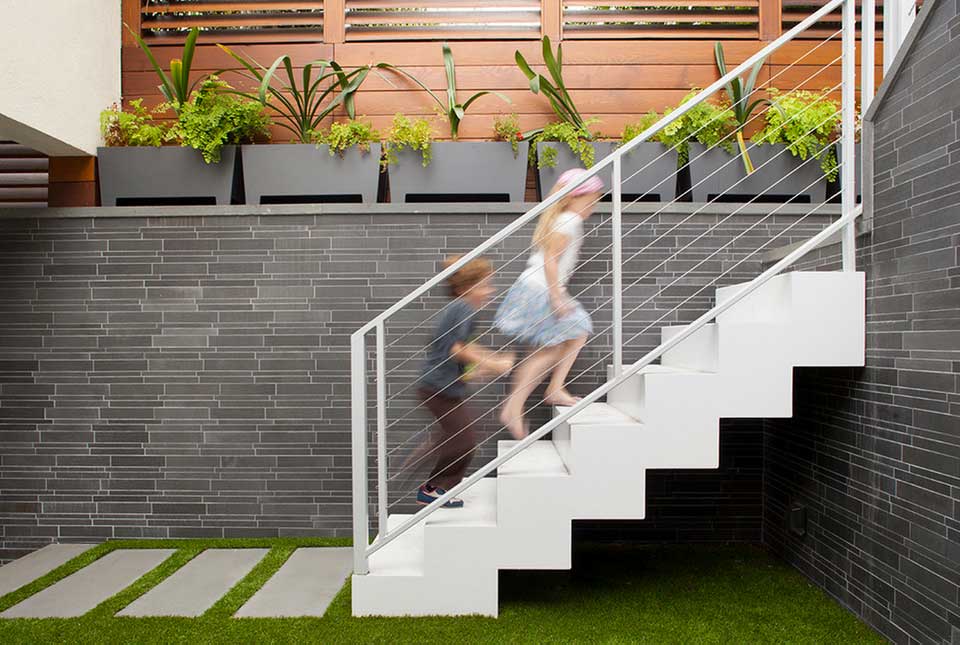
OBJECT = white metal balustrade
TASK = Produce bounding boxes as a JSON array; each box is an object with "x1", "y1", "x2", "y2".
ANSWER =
[{"x1": 350, "y1": 0, "x2": 875, "y2": 590}]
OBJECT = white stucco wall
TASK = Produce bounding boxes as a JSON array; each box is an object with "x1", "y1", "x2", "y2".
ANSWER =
[{"x1": 0, "y1": 1, "x2": 121, "y2": 156}]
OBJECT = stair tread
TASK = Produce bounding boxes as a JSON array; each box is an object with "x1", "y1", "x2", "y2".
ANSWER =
[
  {"x1": 497, "y1": 440, "x2": 568, "y2": 478},
  {"x1": 557, "y1": 402, "x2": 641, "y2": 426},
  {"x1": 425, "y1": 478, "x2": 497, "y2": 528},
  {"x1": 368, "y1": 514, "x2": 425, "y2": 577}
]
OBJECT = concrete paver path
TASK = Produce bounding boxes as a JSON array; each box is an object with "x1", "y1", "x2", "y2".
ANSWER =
[
  {"x1": 1, "y1": 549, "x2": 174, "y2": 618},
  {"x1": 0, "y1": 544, "x2": 95, "y2": 598},
  {"x1": 235, "y1": 547, "x2": 352, "y2": 618},
  {"x1": 118, "y1": 548, "x2": 268, "y2": 617}
]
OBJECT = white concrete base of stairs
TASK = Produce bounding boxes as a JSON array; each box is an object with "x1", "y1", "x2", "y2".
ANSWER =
[
  {"x1": 0, "y1": 544, "x2": 95, "y2": 597},
  {"x1": 1, "y1": 549, "x2": 175, "y2": 618},
  {"x1": 235, "y1": 547, "x2": 352, "y2": 618},
  {"x1": 119, "y1": 549, "x2": 268, "y2": 617}
]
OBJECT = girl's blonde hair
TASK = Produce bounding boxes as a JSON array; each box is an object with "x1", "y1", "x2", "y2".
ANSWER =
[{"x1": 532, "y1": 186, "x2": 574, "y2": 250}]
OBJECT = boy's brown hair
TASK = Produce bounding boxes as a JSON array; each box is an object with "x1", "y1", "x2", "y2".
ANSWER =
[{"x1": 444, "y1": 255, "x2": 493, "y2": 297}]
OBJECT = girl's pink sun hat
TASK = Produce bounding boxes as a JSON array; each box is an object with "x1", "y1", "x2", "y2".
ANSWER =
[{"x1": 555, "y1": 167, "x2": 604, "y2": 196}]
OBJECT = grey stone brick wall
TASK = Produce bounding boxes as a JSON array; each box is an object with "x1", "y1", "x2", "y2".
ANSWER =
[
  {"x1": 0, "y1": 203, "x2": 833, "y2": 562},
  {"x1": 763, "y1": 2, "x2": 960, "y2": 643}
]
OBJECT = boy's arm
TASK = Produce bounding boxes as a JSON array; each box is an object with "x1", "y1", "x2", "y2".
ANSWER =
[{"x1": 451, "y1": 341, "x2": 513, "y2": 375}]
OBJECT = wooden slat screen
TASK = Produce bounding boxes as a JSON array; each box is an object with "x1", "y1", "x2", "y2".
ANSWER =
[
  {"x1": 782, "y1": 0, "x2": 883, "y2": 38},
  {"x1": 343, "y1": 0, "x2": 542, "y2": 40},
  {"x1": 0, "y1": 142, "x2": 48, "y2": 208},
  {"x1": 562, "y1": 1, "x2": 761, "y2": 40},
  {"x1": 140, "y1": 1, "x2": 324, "y2": 42}
]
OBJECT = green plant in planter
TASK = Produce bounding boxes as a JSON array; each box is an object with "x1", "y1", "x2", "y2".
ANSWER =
[
  {"x1": 128, "y1": 26, "x2": 202, "y2": 115},
  {"x1": 714, "y1": 42, "x2": 769, "y2": 174},
  {"x1": 216, "y1": 46, "x2": 393, "y2": 144},
  {"x1": 402, "y1": 43, "x2": 509, "y2": 140},
  {"x1": 494, "y1": 113, "x2": 524, "y2": 157},
  {"x1": 658, "y1": 92, "x2": 736, "y2": 166},
  {"x1": 516, "y1": 37, "x2": 591, "y2": 139},
  {"x1": 172, "y1": 77, "x2": 271, "y2": 163},
  {"x1": 753, "y1": 88, "x2": 842, "y2": 181},
  {"x1": 314, "y1": 119, "x2": 381, "y2": 157},
  {"x1": 531, "y1": 120, "x2": 600, "y2": 169},
  {"x1": 383, "y1": 114, "x2": 434, "y2": 168},
  {"x1": 100, "y1": 100, "x2": 171, "y2": 147}
]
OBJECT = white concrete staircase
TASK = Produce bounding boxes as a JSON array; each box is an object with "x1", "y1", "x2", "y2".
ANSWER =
[{"x1": 352, "y1": 271, "x2": 865, "y2": 616}]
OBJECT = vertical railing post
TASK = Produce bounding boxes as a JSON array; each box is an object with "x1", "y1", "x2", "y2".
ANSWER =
[
  {"x1": 375, "y1": 321, "x2": 388, "y2": 538},
  {"x1": 840, "y1": 0, "x2": 856, "y2": 271},
  {"x1": 351, "y1": 332, "x2": 369, "y2": 575},
  {"x1": 325, "y1": 0, "x2": 346, "y2": 43},
  {"x1": 541, "y1": 0, "x2": 562, "y2": 41},
  {"x1": 862, "y1": 0, "x2": 876, "y2": 112},
  {"x1": 121, "y1": 0, "x2": 142, "y2": 46},
  {"x1": 612, "y1": 155, "x2": 623, "y2": 377},
  {"x1": 758, "y1": 0, "x2": 783, "y2": 41}
]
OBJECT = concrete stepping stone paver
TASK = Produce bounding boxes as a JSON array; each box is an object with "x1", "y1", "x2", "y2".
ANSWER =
[
  {"x1": 1, "y1": 549, "x2": 175, "y2": 618},
  {"x1": 235, "y1": 547, "x2": 352, "y2": 618},
  {"x1": 118, "y1": 548, "x2": 268, "y2": 617},
  {"x1": 0, "y1": 544, "x2": 95, "y2": 598}
]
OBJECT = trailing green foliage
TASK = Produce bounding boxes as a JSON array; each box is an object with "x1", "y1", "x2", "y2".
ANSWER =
[
  {"x1": 128, "y1": 25, "x2": 202, "y2": 114},
  {"x1": 493, "y1": 113, "x2": 524, "y2": 156},
  {"x1": 172, "y1": 77, "x2": 271, "y2": 163},
  {"x1": 659, "y1": 92, "x2": 736, "y2": 166},
  {"x1": 216, "y1": 46, "x2": 386, "y2": 144},
  {"x1": 516, "y1": 37, "x2": 591, "y2": 139},
  {"x1": 314, "y1": 119, "x2": 381, "y2": 157},
  {"x1": 100, "y1": 100, "x2": 170, "y2": 147},
  {"x1": 715, "y1": 41, "x2": 769, "y2": 173},
  {"x1": 532, "y1": 120, "x2": 599, "y2": 169},
  {"x1": 384, "y1": 114, "x2": 434, "y2": 167},
  {"x1": 754, "y1": 88, "x2": 842, "y2": 181}
]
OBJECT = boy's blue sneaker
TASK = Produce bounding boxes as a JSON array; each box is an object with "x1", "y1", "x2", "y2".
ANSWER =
[{"x1": 417, "y1": 484, "x2": 464, "y2": 508}]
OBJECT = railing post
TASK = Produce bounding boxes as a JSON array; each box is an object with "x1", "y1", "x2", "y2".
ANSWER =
[
  {"x1": 840, "y1": 0, "x2": 857, "y2": 271},
  {"x1": 612, "y1": 155, "x2": 623, "y2": 377},
  {"x1": 862, "y1": 0, "x2": 876, "y2": 112},
  {"x1": 351, "y1": 332, "x2": 369, "y2": 575},
  {"x1": 375, "y1": 321, "x2": 388, "y2": 538}
]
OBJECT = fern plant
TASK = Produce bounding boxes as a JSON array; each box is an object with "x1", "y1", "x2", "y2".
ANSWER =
[
  {"x1": 753, "y1": 89, "x2": 842, "y2": 181},
  {"x1": 657, "y1": 92, "x2": 736, "y2": 166},
  {"x1": 100, "y1": 100, "x2": 171, "y2": 147},
  {"x1": 172, "y1": 78, "x2": 271, "y2": 163},
  {"x1": 531, "y1": 120, "x2": 599, "y2": 169},
  {"x1": 314, "y1": 119, "x2": 381, "y2": 157},
  {"x1": 383, "y1": 114, "x2": 434, "y2": 167}
]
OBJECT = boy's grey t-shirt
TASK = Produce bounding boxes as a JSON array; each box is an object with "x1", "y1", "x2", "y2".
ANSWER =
[{"x1": 418, "y1": 299, "x2": 476, "y2": 399}]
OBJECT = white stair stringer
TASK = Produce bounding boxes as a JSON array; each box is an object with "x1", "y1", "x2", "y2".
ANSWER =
[{"x1": 351, "y1": 271, "x2": 865, "y2": 617}]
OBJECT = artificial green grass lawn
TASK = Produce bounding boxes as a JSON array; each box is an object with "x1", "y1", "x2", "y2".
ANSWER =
[{"x1": 0, "y1": 539, "x2": 885, "y2": 645}]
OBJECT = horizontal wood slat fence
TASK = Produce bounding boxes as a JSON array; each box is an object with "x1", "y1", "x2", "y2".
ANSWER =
[
  {"x1": 122, "y1": 1, "x2": 882, "y2": 147},
  {"x1": 130, "y1": 0, "x2": 880, "y2": 42}
]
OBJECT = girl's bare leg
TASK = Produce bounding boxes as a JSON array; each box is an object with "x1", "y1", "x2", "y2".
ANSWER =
[
  {"x1": 544, "y1": 335, "x2": 588, "y2": 406},
  {"x1": 499, "y1": 344, "x2": 565, "y2": 439}
]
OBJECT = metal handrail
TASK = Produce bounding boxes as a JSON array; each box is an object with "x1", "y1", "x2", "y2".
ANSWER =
[
  {"x1": 364, "y1": 204, "x2": 862, "y2": 562},
  {"x1": 352, "y1": 0, "x2": 866, "y2": 575}
]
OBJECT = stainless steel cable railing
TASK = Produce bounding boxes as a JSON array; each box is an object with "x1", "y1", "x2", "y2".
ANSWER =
[{"x1": 352, "y1": 0, "x2": 873, "y2": 575}]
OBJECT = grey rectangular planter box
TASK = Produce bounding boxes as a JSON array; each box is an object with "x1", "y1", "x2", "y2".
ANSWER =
[
  {"x1": 242, "y1": 143, "x2": 381, "y2": 204},
  {"x1": 536, "y1": 142, "x2": 677, "y2": 201},
  {"x1": 827, "y1": 143, "x2": 861, "y2": 202},
  {"x1": 387, "y1": 141, "x2": 529, "y2": 202},
  {"x1": 98, "y1": 146, "x2": 236, "y2": 206},
  {"x1": 687, "y1": 142, "x2": 826, "y2": 203}
]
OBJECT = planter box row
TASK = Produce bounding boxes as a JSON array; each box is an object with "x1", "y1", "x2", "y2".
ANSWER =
[{"x1": 98, "y1": 141, "x2": 857, "y2": 206}]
